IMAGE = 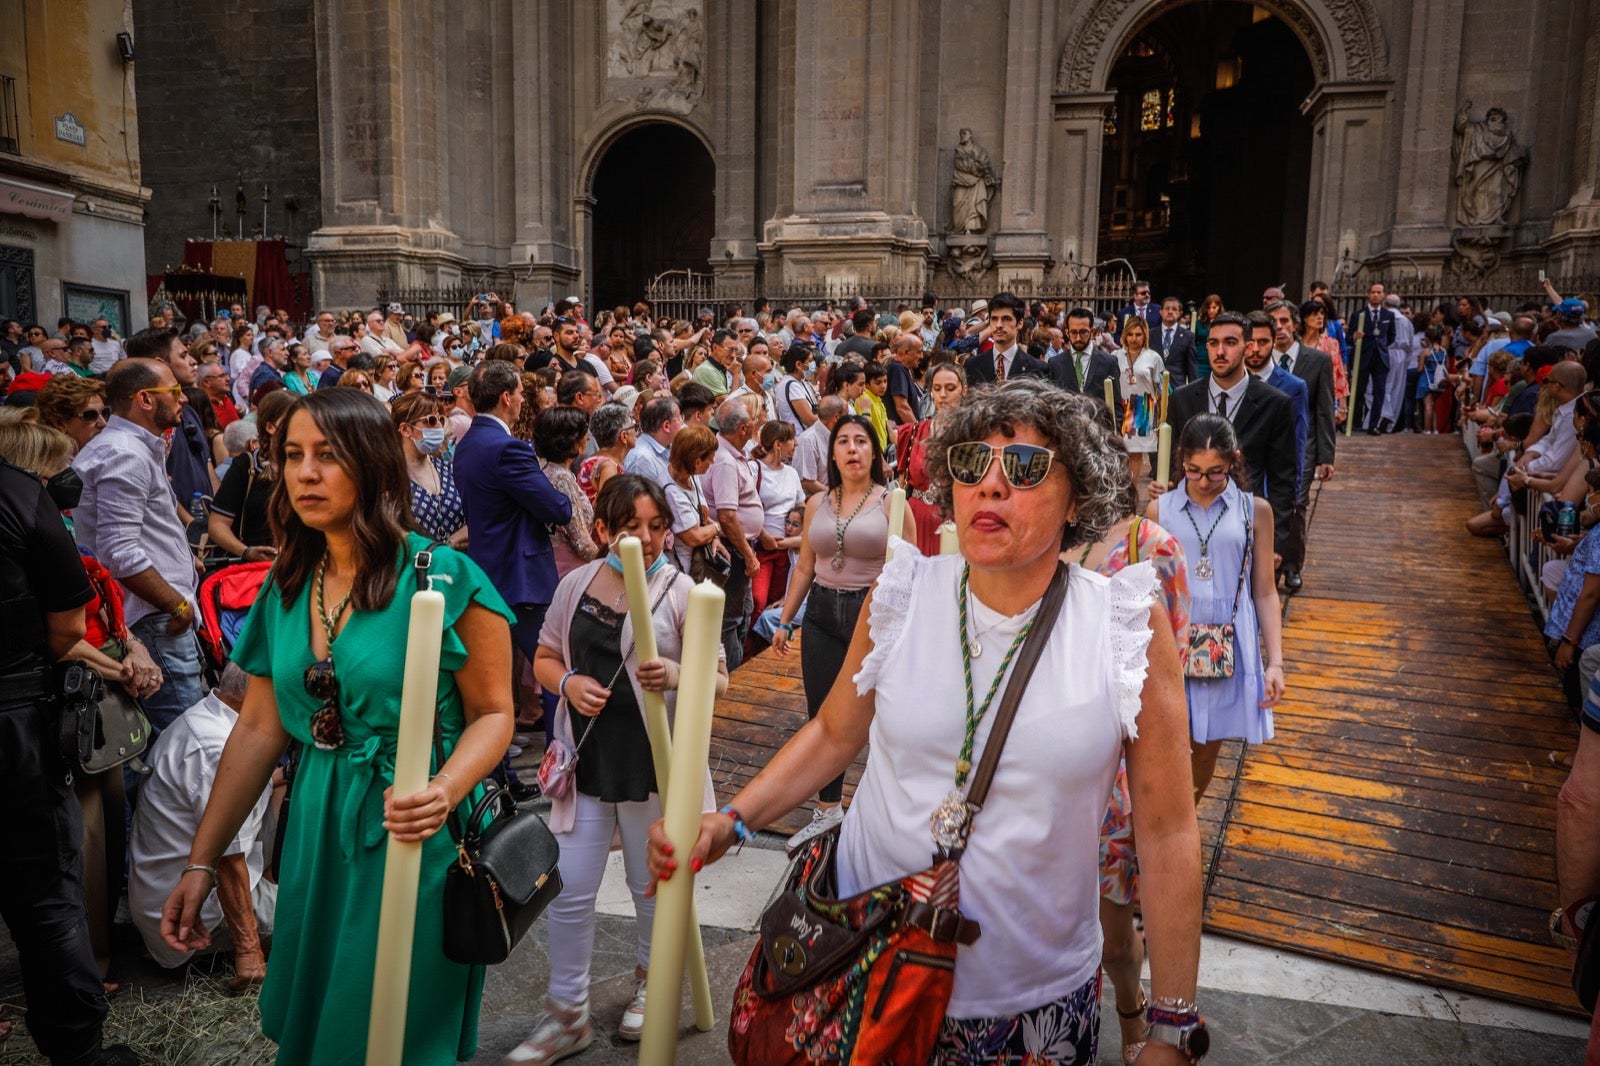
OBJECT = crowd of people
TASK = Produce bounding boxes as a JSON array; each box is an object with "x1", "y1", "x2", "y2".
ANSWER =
[{"x1": 0, "y1": 271, "x2": 1592, "y2": 1065}]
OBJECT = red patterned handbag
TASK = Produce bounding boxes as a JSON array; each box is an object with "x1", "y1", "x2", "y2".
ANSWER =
[{"x1": 728, "y1": 564, "x2": 1070, "y2": 1066}]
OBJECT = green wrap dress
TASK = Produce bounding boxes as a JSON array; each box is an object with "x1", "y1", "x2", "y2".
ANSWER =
[{"x1": 231, "y1": 534, "x2": 516, "y2": 1064}]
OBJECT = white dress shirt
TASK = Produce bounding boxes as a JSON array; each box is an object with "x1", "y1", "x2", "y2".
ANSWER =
[{"x1": 1207, "y1": 375, "x2": 1251, "y2": 421}]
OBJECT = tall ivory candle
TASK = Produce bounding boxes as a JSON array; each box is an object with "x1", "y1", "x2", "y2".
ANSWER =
[
  {"x1": 885, "y1": 486, "x2": 907, "y2": 562},
  {"x1": 1160, "y1": 370, "x2": 1171, "y2": 425},
  {"x1": 640, "y1": 582, "x2": 725, "y2": 1066},
  {"x1": 617, "y1": 537, "x2": 714, "y2": 1032},
  {"x1": 1345, "y1": 333, "x2": 1365, "y2": 436},
  {"x1": 1155, "y1": 422, "x2": 1173, "y2": 488},
  {"x1": 365, "y1": 582, "x2": 446, "y2": 1066},
  {"x1": 938, "y1": 521, "x2": 959, "y2": 555},
  {"x1": 1104, "y1": 377, "x2": 1116, "y2": 416}
]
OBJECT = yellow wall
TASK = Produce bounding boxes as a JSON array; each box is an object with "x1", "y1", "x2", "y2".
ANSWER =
[{"x1": 0, "y1": 0, "x2": 143, "y2": 199}]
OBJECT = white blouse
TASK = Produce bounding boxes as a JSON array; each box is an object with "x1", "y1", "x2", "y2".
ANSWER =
[{"x1": 841, "y1": 539, "x2": 1155, "y2": 1018}]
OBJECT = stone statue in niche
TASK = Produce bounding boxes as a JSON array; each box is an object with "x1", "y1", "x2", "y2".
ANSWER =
[
  {"x1": 1453, "y1": 101, "x2": 1528, "y2": 228},
  {"x1": 612, "y1": 0, "x2": 703, "y2": 108},
  {"x1": 949, "y1": 129, "x2": 1000, "y2": 235}
]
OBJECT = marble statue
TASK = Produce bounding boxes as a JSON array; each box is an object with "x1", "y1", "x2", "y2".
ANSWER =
[
  {"x1": 1453, "y1": 101, "x2": 1527, "y2": 228},
  {"x1": 950, "y1": 128, "x2": 999, "y2": 235}
]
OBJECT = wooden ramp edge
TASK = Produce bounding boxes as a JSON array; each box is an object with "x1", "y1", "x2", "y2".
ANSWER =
[{"x1": 1203, "y1": 434, "x2": 1582, "y2": 1016}]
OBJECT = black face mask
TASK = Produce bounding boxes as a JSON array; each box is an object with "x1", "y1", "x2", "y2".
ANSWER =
[{"x1": 46, "y1": 467, "x2": 83, "y2": 511}]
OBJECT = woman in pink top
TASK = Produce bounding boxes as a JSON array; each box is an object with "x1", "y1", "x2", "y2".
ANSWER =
[{"x1": 769, "y1": 414, "x2": 916, "y2": 846}]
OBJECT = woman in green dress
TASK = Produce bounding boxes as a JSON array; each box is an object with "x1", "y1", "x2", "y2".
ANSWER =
[{"x1": 161, "y1": 388, "x2": 517, "y2": 1064}]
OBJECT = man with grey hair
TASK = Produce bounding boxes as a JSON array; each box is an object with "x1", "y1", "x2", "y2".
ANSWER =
[
  {"x1": 129, "y1": 663, "x2": 276, "y2": 987},
  {"x1": 729, "y1": 349, "x2": 776, "y2": 423},
  {"x1": 705, "y1": 398, "x2": 765, "y2": 665},
  {"x1": 304, "y1": 310, "x2": 337, "y2": 353},
  {"x1": 795, "y1": 394, "x2": 846, "y2": 497},
  {"x1": 249, "y1": 336, "x2": 288, "y2": 397}
]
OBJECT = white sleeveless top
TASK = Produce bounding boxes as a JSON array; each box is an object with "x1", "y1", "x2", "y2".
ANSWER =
[{"x1": 840, "y1": 539, "x2": 1156, "y2": 1018}]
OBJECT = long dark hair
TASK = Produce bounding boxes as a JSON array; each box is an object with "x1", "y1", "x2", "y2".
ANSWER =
[
  {"x1": 1177, "y1": 412, "x2": 1249, "y2": 491},
  {"x1": 826, "y1": 413, "x2": 888, "y2": 489},
  {"x1": 268, "y1": 389, "x2": 414, "y2": 612}
]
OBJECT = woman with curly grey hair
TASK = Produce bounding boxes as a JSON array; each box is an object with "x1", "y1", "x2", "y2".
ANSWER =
[{"x1": 649, "y1": 380, "x2": 1204, "y2": 1066}]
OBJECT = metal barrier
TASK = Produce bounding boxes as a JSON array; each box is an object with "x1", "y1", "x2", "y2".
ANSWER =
[{"x1": 1468, "y1": 418, "x2": 1554, "y2": 625}]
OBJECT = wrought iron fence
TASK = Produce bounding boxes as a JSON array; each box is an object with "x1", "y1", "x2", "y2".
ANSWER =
[{"x1": 375, "y1": 277, "x2": 520, "y2": 321}]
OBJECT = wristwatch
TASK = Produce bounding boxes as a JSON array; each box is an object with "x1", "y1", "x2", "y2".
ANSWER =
[{"x1": 1146, "y1": 1017, "x2": 1210, "y2": 1061}]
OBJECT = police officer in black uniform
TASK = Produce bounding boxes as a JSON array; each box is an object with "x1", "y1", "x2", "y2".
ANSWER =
[{"x1": 0, "y1": 455, "x2": 135, "y2": 1066}]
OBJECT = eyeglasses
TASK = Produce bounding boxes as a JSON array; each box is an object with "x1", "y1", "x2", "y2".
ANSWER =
[
  {"x1": 1183, "y1": 467, "x2": 1230, "y2": 483},
  {"x1": 77, "y1": 407, "x2": 110, "y2": 423},
  {"x1": 409, "y1": 415, "x2": 445, "y2": 428},
  {"x1": 303, "y1": 659, "x2": 345, "y2": 750},
  {"x1": 945, "y1": 441, "x2": 1057, "y2": 489}
]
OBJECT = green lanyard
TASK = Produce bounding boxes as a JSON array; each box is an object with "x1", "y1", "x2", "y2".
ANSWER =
[{"x1": 954, "y1": 564, "x2": 1034, "y2": 786}]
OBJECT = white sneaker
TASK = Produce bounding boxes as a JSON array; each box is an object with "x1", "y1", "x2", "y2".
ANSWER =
[
  {"x1": 617, "y1": 975, "x2": 648, "y2": 1041},
  {"x1": 502, "y1": 997, "x2": 593, "y2": 1065},
  {"x1": 786, "y1": 804, "x2": 845, "y2": 850}
]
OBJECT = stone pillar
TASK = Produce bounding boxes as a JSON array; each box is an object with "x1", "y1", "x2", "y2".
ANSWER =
[
  {"x1": 990, "y1": 0, "x2": 1056, "y2": 291},
  {"x1": 511, "y1": 0, "x2": 579, "y2": 303},
  {"x1": 1546, "y1": 8, "x2": 1600, "y2": 272},
  {"x1": 1300, "y1": 82, "x2": 1392, "y2": 286},
  {"x1": 1048, "y1": 92, "x2": 1116, "y2": 276},
  {"x1": 306, "y1": 0, "x2": 467, "y2": 308},
  {"x1": 1380, "y1": 0, "x2": 1464, "y2": 267},
  {"x1": 710, "y1": 0, "x2": 760, "y2": 294},
  {"x1": 761, "y1": 0, "x2": 929, "y2": 293}
]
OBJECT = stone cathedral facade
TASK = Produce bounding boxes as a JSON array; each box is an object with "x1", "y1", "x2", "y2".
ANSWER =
[{"x1": 132, "y1": 0, "x2": 1600, "y2": 311}]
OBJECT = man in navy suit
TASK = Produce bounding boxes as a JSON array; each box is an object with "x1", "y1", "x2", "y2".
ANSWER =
[
  {"x1": 1155, "y1": 296, "x2": 1199, "y2": 387},
  {"x1": 453, "y1": 361, "x2": 572, "y2": 730},
  {"x1": 1048, "y1": 306, "x2": 1121, "y2": 402},
  {"x1": 963, "y1": 292, "x2": 1050, "y2": 384},
  {"x1": 1351, "y1": 281, "x2": 1395, "y2": 434},
  {"x1": 1246, "y1": 313, "x2": 1309, "y2": 520},
  {"x1": 1113, "y1": 279, "x2": 1162, "y2": 341}
]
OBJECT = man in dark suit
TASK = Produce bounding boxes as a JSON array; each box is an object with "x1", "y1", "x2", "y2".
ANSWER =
[
  {"x1": 1049, "y1": 306, "x2": 1121, "y2": 403},
  {"x1": 453, "y1": 361, "x2": 573, "y2": 730},
  {"x1": 1246, "y1": 314, "x2": 1309, "y2": 575},
  {"x1": 1350, "y1": 281, "x2": 1395, "y2": 434},
  {"x1": 1113, "y1": 279, "x2": 1163, "y2": 341},
  {"x1": 1266, "y1": 300, "x2": 1338, "y2": 590},
  {"x1": 1155, "y1": 296, "x2": 1199, "y2": 387},
  {"x1": 963, "y1": 292, "x2": 1050, "y2": 384},
  {"x1": 1160, "y1": 311, "x2": 1298, "y2": 556}
]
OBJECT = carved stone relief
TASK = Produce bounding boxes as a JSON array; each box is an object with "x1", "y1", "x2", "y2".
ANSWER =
[
  {"x1": 609, "y1": 0, "x2": 705, "y2": 112},
  {"x1": 1054, "y1": 0, "x2": 1388, "y2": 93}
]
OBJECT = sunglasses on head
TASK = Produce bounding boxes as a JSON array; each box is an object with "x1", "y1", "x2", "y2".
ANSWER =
[
  {"x1": 304, "y1": 659, "x2": 345, "y2": 750},
  {"x1": 945, "y1": 441, "x2": 1057, "y2": 489}
]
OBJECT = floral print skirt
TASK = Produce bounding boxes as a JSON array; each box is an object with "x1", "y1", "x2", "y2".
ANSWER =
[{"x1": 931, "y1": 972, "x2": 1100, "y2": 1065}]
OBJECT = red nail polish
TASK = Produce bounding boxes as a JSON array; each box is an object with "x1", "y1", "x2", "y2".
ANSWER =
[{"x1": 691, "y1": 858, "x2": 703, "y2": 873}]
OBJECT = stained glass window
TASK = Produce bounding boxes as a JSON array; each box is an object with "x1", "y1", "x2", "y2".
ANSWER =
[
  {"x1": 1104, "y1": 104, "x2": 1119, "y2": 137},
  {"x1": 1140, "y1": 89, "x2": 1162, "y2": 132},
  {"x1": 1165, "y1": 88, "x2": 1177, "y2": 128}
]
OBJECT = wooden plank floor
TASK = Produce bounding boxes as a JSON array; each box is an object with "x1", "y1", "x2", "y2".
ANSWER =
[
  {"x1": 710, "y1": 433, "x2": 1580, "y2": 1013},
  {"x1": 1203, "y1": 433, "x2": 1582, "y2": 1015}
]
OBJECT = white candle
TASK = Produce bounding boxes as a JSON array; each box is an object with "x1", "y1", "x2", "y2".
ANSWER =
[
  {"x1": 1345, "y1": 334, "x2": 1364, "y2": 436},
  {"x1": 1155, "y1": 422, "x2": 1172, "y2": 488},
  {"x1": 365, "y1": 583, "x2": 446, "y2": 1066},
  {"x1": 938, "y1": 521, "x2": 959, "y2": 555},
  {"x1": 1104, "y1": 377, "x2": 1116, "y2": 417},
  {"x1": 618, "y1": 537, "x2": 714, "y2": 1033},
  {"x1": 885, "y1": 486, "x2": 907, "y2": 562},
  {"x1": 640, "y1": 582, "x2": 725, "y2": 1065}
]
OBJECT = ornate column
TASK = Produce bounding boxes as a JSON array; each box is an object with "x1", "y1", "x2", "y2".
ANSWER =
[
  {"x1": 1048, "y1": 92, "x2": 1116, "y2": 280},
  {"x1": 1300, "y1": 82, "x2": 1391, "y2": 287},
  {"x1": 306, "y1": 0, "x2": 467, "y2": 307},
  {"x1": 988, "y1": 0, "x2": 1057, "y2": 290},
  {"x1": 761, "y1": 0, "x2": 929, "y2": 292}
]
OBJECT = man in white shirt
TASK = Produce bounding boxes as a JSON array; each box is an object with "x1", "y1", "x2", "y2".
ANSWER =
[
  {"x1": 794, "y1": 395, "x2": 846, "y2": 496},
  {"x1": 728, "y1": 351, "x2": 777, "y2": 424},
  {"x1": 623, "y1": 395, "x2": 682, "y2": 488},
  {"x1": 303, "y1": 310, "x2": 336, "y2": 353},
  {"x1": 88, "y1": 318, "x2": 124, "y2": 374},
  {"x1": 129, "y1": 664, "x2": 275, "y2": 983}
]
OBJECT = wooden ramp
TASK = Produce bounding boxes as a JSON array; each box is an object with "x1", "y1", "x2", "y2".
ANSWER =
[
  {"x1": 710, "y1": 434, "x2": 1579, "y2": 1013},
  {"x1": 1202, "y1": 434, "x2": 1580, "y2": 1015}
]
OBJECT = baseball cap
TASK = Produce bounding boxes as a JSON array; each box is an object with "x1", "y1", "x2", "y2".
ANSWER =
[
  {"x1": 565, "y1": 295, "x2": 583, "y2": 304},
  {"x1": 446, "y1": 365, "x2": 473, "y2": 392},
  {"x1": 1556, "y1": 298, "x2": 1587, "y2": 319},
  {"x1": 386, "y1": 302, "x2": 403, "y2": 315}
]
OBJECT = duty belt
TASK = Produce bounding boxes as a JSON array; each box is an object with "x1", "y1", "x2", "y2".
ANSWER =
[{"x1": 0, "y1": 665, "x2": 52, "y2": 711}]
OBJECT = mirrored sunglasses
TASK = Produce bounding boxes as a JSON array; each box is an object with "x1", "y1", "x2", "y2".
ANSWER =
[{"x1": 945, "y1": 441, "x2": 1056, "y2": 489}]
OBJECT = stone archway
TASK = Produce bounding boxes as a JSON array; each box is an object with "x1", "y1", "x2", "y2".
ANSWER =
[{"x1": 1049, "y1": 0, "x2": 1391, "y2": 288}]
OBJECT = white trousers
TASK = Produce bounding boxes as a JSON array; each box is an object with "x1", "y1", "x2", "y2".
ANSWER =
[{"x1": 545, "y1": 790, "x2": 661, "y2": 1005}]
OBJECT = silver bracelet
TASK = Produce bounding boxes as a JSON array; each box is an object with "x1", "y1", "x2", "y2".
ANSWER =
[{"x1": 182, "y1": 863, "x2": 218, "y2": 887}]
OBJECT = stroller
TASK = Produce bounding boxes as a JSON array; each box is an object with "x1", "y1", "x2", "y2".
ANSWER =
[{"x1": 196, "y1": 559, "x2": 273, "y2": 687}]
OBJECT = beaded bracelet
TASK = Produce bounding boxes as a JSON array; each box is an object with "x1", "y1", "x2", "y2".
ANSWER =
[{"x1": 718, "y1": 805, "x2": 756, "y2": 848}]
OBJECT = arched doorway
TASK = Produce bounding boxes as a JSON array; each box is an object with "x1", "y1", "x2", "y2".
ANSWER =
[
  {"x1": 1095, "y1": 5, "x2": 1314, "y2": 307},
  {"x1": 590, "y1": 122, "x2": 715, "y2": 312}
]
